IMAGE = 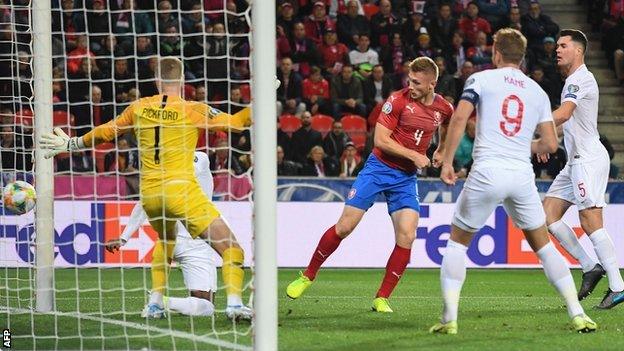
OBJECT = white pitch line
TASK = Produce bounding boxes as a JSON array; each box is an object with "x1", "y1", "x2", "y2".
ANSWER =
[
  {"x1": 290, "y1": 295, "x2": 561, "y2": 300},
  {"x1": 1, "y1": 306, "x2": 251, "y2": 351}
]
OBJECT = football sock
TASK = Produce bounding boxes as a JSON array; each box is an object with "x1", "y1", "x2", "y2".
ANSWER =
[
  {"x1": 304, "y1": 225, "x2": 342, "y2": 281},
  {"x1": 440, "y1": 239, "x2": 467, "y2": 323},
  {"x1": 589, "y1": 228, "x2": 624, "y2": 291},
  {"x1": 537, "y1": 242, "x2": 584, "y2": 318},
  {"x1": 222, "y1": 247, "x2": 245, "y2": 304},
  {"x1": 150, "y1": 240, "x2": 175, "y2": 305},
  {"x1": 166, "y1": 296, "x2": 215, "y2": 317},
  {"x1": 548, "y1": 220, "x2": 597, "y2": 272},
  {"x1": 376, "y1": 244, "x2": 411, "y2": 298}
]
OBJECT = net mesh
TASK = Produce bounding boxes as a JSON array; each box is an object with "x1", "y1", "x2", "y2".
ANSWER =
[{"x1": 1, "y1": 1, "x2": 254, "y2": 350}]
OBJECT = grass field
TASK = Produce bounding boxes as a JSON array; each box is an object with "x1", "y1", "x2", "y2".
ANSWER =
[{"x1": 2, "y1": 268, "x2": 624, "y2": 350}]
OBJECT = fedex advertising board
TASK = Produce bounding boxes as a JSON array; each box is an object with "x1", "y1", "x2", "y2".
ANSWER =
[{"x1": 1, "y1": 201, "x2": 623, "y2": 268}]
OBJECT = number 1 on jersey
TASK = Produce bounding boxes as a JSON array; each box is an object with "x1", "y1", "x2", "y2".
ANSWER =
[
  {"x1": 499, "y1": 95, "x2": 524, "y2": 137},
  {"x1": 153, "y1": 126, "x2": 160, "y2": 164}
]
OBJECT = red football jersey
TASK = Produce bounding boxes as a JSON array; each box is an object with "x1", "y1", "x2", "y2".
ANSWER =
[{"x1": 373, "y1": 88, "x2": 454, "y2": 173}]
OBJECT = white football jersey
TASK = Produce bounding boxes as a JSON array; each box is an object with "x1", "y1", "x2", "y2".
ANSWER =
[
  {"x1": 560, "y1": 64, "x2": 604, "y2": 165},
  {"x1": 461, "y1": 67, "x2": 553, "y2": 170}
]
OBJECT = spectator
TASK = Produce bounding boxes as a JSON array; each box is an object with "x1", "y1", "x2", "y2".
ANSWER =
[
  {"x1": 95, "y1": 35, "x2": 122, "y2": 79},
  {"x1": 113, "y1": 57, "x2": 135, "y2": 104},
  {"x1": 319, "y1": 27, "x2": 350, "y2": 77},
  {"x1": 136, "y1": 36, "x2": 155, "y2": 59},
  {"x1": 86, "y1": 0, "x2": 110, "y2": 52},
  {"x1": 339, "y1": 141, "x2": 363, "y2": 177},
  {"x1": 434, "y1": 56, "x2": 457, "y2": 104},
  {"x1": 442, "y1": 30, "x2": 467, "y2": 75},
  {"x1": 1, "y1": 126, "x2": 18, "y2": 170},
  {"x1": 195, "y1": 85, "x2": 207, "y2": 102},
  {"x1": 182, "y1": 2, "x2": 210, "y2": 34},
  {"x1": 51, "y1": 0, "x2": 85, "y2": 53},
  {"x1": 458, "y1": 1, "x2": 492, "y2": 46},
  {"x1": 415, "y1": 33, "x2": 437, "y2": 59},
  {"x1": 66, "y1": 35, "x2": 95, "y2": 75},
  {"x1": 302, "y1": 66, "x2": 331, "y2": 115},
  {"x1": 521, "y1": 0, "x2": 559, "y2": 51},
  {"x1": 528, "y1": 36, "x2": 559, "y2": 84},
  {"x1": 349, "y1": 33, "x2": 379, "y2": 67},
  {"x1": 226, "y1": 1, "x2": 250, "y2": 35},
  {"x1": 160, "y1": 25, "x2": 184, "y2": 56},
  {"x1": 363, "y1": 64, "x2": 393, "y2": 114},
  {"x1": 505, "y1": 5, "x2": 523, "y2": 31},
  {"x1": 156, "y1": 0, "x2": 179, "y2": 33},
  {"x1": 454, "y1": 117, "x2": 476, "y2": 178},
  {"x1": 429, "y1": 3, "x2": 458, "y2": 51},
  {"x1": 277, "y1": 145, "x2": 301, "y2": 176},
  {"x1": 393, "y1": 59, "x2": 411, "y2": 89},
  {"x1": 323, "y1": 120, "x2": 351, "y2": 162},
  {"x1": 276, "y1": 57, "x2": 306, "y2": 117},
  {"x1": 71, "y1": 85, "x2": 114, "y2": 136},
  {"x1": 289, "y1": 22, "x2": 322, "y2": 78},
  {"x1": 475, "y1": 0, "x2": 510, "y2": 31},
  {"x1": 138, "y1": 56, "x2": 159, "y2": 97},
  {"x1": 291, "y1": 111, "x2": 323, "y2": 164},
  {"x1": 277, "y1": 120, "x2": 293, "y2": 160},
  {"x1": 337, "y1": 0, "x2": 371, "y2": 49},
  {"x1": 205, "y1": 22, "x2": 229, "y2": 98},
  {"x1": 57, "y1": 151, "x2": 94, "y2": 173},
  {"x1": 113, "y1": 0, "x2": 155, "y2": 48},
  {"x1": 331, "y1": 64, "x2": 367, "y2": 118},
  {"x1": 277, "y1": 2, "x2": 297, "y2": 41},
  {"x1": 380, "y1": 32, "x2": 415, "y2": 74},
  {"x1": 454, "y1": 60, "x2": 475, "y2": 99},
  {"x1": 402, "y1": 6, "x2": 429, "y2": 48},
  {"x1": 353, "y1": 62, "x2": 373, "y2": 82},
  {"x1": 300, "y1": 145, "x2": 339, "y2": 177},
  {"x1": 466, "y1": 31, "x2": 493, "y2": 71},
  {"x1": 210, "y1": 139, "x2": 245, "y2": 175},
  {"x1": 370, "y1": 0, "x2": 401, "y2": 49},
  {"x1": 106, "y1": 138, "x2": 139, "y2": 194},
  {"x1": 304, "y1": 1, "x2": 337, "y2": 45},
  {"x1": 68, "y1": 58, "x2": 108, "y2": 103},
  {"x1": 530, "y1": 66, "x2": 559, "y2": 106}
]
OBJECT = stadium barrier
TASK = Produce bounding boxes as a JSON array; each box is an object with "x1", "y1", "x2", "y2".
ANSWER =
[{"x1": 3, "y1": 201, "x2": 623, "y2": 268}]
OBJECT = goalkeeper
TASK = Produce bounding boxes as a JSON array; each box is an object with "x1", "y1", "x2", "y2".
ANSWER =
[
  {"x1": 105, "y1": 151, "x2": 252, "y2": 320},
  {"x1": 41, "y1": 57, "x2": 251, "y2": 320}
]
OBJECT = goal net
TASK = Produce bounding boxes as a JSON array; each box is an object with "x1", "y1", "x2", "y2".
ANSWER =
[{"x1": 0, "y1": 0, "x2": 267, "y2": 349}]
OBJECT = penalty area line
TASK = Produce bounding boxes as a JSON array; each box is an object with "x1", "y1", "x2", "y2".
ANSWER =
[{"x1": 1, "y1": 306, "x2": 251, "y2": 351}]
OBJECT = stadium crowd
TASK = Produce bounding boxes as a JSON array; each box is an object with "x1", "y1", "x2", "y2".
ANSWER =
[{"x1": 0, "y1": 0, "x2": 622, "y2": 196}]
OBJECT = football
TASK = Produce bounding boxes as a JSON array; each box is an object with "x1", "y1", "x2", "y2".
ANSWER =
[{"x1": 2, "y1": 180, "x2": 36, "y2": 215}]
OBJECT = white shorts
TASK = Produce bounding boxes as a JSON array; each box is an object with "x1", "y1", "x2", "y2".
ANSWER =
[
  {"x1": 546, "y1": 156, "x2": 609, "y2": 210},
  {"x1": 174, "y1": 232, "x2": 218, "y2": 293},
  {"x1": 453, "y1": 166, "x2": 546, "y2": 232}
]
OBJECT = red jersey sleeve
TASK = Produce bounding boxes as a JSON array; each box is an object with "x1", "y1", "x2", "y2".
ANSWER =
[
  {"x1": 442, "y1": 99, "x2": 454, "y2": 125},
  {"x1": 376, "y1": 91, "x2": 407, "y2": 131}
]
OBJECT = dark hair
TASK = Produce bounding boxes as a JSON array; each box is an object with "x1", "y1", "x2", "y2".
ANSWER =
[{"x1": 559, "y1": 29, "x2": 587, "y2": 53}]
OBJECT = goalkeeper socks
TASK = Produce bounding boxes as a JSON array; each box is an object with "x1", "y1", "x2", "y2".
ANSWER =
[
  {"x1": 537, "y1": 241, "x2": 584, "y2": 318},
  {"x1": 440, "y1": 239, "x2": 467, "y2": 323},
  {"x1": 376, "y1": 244, "x2": 411, "y2": 298},
  {"x1": 151, "y1": 240, "x2": 175, "y2": 304},
  {"x1": 304, "y1": 225, "x2": 342, "y2": 281},
  {"x1": 588, "y1": 229, "x2": 624, "y2": 291},
  {"x1": 548, "y1": 220, "x2": 597, "y2": 272},
  {"x1": 166, "y1": 296, "x2": 215, "y2": 317},
  {"x1": 222, "y1": 247, "x2": 245, "y2": 303}
]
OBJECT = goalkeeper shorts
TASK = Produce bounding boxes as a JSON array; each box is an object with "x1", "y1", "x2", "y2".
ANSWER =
[
  {"x1": 142, "y1": 180, "x2": 221, "y2": 239},
  {"x1": 345, "y1": 153, "x2": 420, "y2": 214}
]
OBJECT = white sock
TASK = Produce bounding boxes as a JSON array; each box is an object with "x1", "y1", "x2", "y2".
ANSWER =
[
  {"x1": 537, "y1": 242, "x2": 584, "y2": 318},
  {"x1": 589, "y1": 228, "x2": 624, "y2": 292},
  {"x1": 440, "y1": 239, "x2": 467, "y2": 323},
  {"x1": 548, "y1": 220, "x2": 597, "y2": 272},
  {"x1": 227, "y1": 294, "x2": 243, "y2": 307},
  {"x1": 167, "y1": 296, "x2": 215, "y2": 316},
  {"x1": 149, "y1": 291, "x2": 164, "y2": 307}
]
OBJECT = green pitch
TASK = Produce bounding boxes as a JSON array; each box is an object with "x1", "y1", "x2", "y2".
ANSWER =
[{"x1": 2, "y1": 268, "x2": 624, "y2": 350}]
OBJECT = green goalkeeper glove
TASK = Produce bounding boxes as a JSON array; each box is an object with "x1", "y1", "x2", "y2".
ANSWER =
[{"x1": 39, "y1": 127, "x2": 82, "y2": 159}]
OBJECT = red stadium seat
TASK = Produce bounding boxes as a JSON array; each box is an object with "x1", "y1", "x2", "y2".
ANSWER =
[
  {"x1": 363, "y1": 3, "x2": 379, "y2": 19},
  {"x1": 240, "y1": 83, "x2": 251, "y2": 102},
  {"x1": 94, "y1": 142, "x2": 115, "y2": 173},
  {"x1": 53, "y1": 110, "x2": 74, "y2": 127},
  {"x1": 341, "y1": 114, "x2": 367, "y2": 150},
  {"x1": 15, "y1": 109, "x2": 33, "y2": 127},
  {"x1": 279, "y1": 114, "x2": 301, "y2": 135},
  {"x1": 367, "y1": 102, "x2": 383, "y2": 130},
  {"x1": 311, "y1": 114, "x2": 334, "y2": 137}
]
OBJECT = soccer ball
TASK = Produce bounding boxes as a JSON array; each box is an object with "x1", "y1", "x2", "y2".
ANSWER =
[{"x1": 2, "y1": 181, "x2": 36, "y2": 215}]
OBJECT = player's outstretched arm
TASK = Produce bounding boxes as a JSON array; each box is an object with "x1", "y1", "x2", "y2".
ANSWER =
[
  {"x1": 552, "y1": 101, "x2": 576, "y2": 126},
  {"x1": 105, "y1": 201, "x2": 149, "y2": 253},
  {"x1": 531, "y1": 121, "x2": 559, "y2": 155},
  {"x1": 374, "y1": 123, "x2": 430, "y2": 168},
  {"x1": 432, "y1": 124, "x2": 448, "y2": 168},
  {"x1": 440, "y1": 100, "x2": 474, "y2": 185}
]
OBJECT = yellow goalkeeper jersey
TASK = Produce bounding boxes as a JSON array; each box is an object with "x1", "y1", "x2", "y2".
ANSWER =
[{"x1": 82, "y1": 94, "x2": 250, "y2": 189}]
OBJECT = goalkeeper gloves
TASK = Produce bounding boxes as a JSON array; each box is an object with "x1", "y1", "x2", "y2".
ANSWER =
[{"x1": 39, "y1": 127, "x2": 82, "y2": 159}]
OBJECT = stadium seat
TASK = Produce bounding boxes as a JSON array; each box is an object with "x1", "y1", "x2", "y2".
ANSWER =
[
  {"x1": 94, "y1": 142, "x2": 115, "y2": 173},
  {"x1": 15, "y1": 108, "x2": 33, "y2": 127},
  {"x1": 367, "y1": 102, "x2": 383, "y2": 130},
  {"x1": 363, "y1": 3, "x2": 379, "y2": 19},
  {"x1": 53, "y1": 110, "x2": 74, "y2": 127},
  {"x1": 239, "y1": 83, "x2": 251, "y2": 102},
  {"x1": 279, "y1": 114, "x2": 301, "y2": 135},
  {"x1": 341, "y1": 114, "x2": 368, "y2": 150},
  {"x1": 311, "y1": 114, "x2": 334, "y2": 137}
]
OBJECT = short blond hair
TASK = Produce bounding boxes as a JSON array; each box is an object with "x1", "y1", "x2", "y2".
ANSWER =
[
  {"x1": 493, "y1": 28, "x2": 527, "y2": 64},
  {"x1": 409, "y1": 57, "x2": 439, "y2": 81},
  {"x1": 159, "y1": 57, "x2": 183, "y2": 82}
]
